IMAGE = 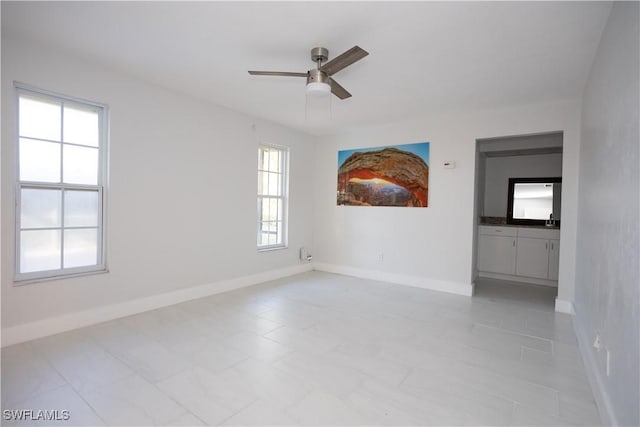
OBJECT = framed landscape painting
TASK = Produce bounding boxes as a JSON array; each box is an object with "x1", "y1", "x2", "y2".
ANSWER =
[{"x1": 337, "y1": 142, "x2": 430, "y2": 207}]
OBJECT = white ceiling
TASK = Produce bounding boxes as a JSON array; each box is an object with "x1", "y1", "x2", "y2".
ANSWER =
[{"x1": 2, "y1": 1, "x2": 612, "y2": 136}]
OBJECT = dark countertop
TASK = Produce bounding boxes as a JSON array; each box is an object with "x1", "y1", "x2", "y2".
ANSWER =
[{"x1": 479, "y1": 223, "x2": 560, "y2": 230}]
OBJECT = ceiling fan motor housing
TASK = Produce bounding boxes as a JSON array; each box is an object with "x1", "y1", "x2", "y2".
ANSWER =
[{"x1": 307, "y1": 68, "x2": 329, "y2": 85}]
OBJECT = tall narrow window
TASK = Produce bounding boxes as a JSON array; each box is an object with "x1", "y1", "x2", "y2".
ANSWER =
[
  {"x1": 257, "y1": 144, "x2": 288, "y2": 250},
  {"x1": 15, "y1": 86, "x2": 107, "y2": 282}
]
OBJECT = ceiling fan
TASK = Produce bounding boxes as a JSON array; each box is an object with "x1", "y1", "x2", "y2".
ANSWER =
[{"x1": 248, "y1": 46, "x2": 369, "y2": 99}]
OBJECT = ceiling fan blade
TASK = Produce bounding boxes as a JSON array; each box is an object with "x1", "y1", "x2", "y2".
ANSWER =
[
  {"x1": 320, "y1": 46, "x2": 369, "y2": 76},
  {"x1": 329, "y1": 78, "x2": 352, "y2": 100},
  {"x1": 248, "y1": 71, "x2": 307, "y2": 77}
]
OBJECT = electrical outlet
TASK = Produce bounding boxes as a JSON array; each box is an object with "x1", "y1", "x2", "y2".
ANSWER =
[
  {"x1": 378, "y1": 252, "x2": 384, "y2": 262},
  {"x1": 299, "y1": 247, "x2": 312, "y2": 263},
  {"x1": 606, "y1": 349, "x2": 611, "y2": 377}
]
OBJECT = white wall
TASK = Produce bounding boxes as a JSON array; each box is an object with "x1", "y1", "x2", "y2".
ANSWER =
[
  {"x1": 313, "y1": 100, "x2": 581, "y2": 305},
  {"x1": 483, "y1": 153, "x2": 563, "y2": 217},
  {"x1": 574, "y1": 3, "x2": 639, "y2": 426},
  {"x1": 1, "y1": 37, "x2": 316, "y2": 337}
]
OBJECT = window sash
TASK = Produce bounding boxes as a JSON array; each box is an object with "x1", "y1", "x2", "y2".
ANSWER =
[
  {"x1": 14, "y1": 84, "x2": 107, "y2": 282},
  {"x1": 15, "y1": 185, "x2": 106, "y2": 282}
]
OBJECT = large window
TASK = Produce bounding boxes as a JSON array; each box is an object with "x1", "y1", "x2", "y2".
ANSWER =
[
  {"x1": 257, "y1": 144, "x2": 288, "y2": 250},
  {"x1": 15, "y1": 85, "x2": 107, "y2": 282}
]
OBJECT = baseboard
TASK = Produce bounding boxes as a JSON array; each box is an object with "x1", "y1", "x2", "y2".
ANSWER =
[
  {"x1": 1, "y1": 263, "x2": 313, "y2": 347},
  {"x1": 572, "y1": 307, "x2": 617, "y2": 427},
  {"x1": 313, "y1": 262, "x2": 473, "y2": 296},
  {"x1": 555, "y1": 298, "x2": 575, "y2": 315},
  {"x1": 478, "y1": 271, "x2": 558, "y2": 287}
]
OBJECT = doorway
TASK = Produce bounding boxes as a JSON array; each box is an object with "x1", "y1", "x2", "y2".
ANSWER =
[{"x1": 472, "y1": 131, "x2": 564, "y2": 308}]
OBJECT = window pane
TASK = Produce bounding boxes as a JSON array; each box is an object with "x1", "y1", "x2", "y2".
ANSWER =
[
  {"x1": 261, "y1": 198, "x2": 270, "y2": 222},
  {"x1": 63, "y1": 104, "x2": 99, "y2": 147},
  {"x1": 20, "y1": 229, "x2": 61, "y2": 273},
  {"x1": 258, "y1": 221, "x2": 283, "y2": 246},
  {"x1": 270, "y1": 198, "x2": 279, "y2": 222},
  {"x1": 268, "y1": 172, "x2": 281, "y2": 196},
  {"x1": 19, "y1": 138, "x2": 61, "y2": 182},
  {"x1": 258, "y1": 171, "x2": 267, "y2": 195},
  {"x1": 63, "y1": 144, "x2": 99, "y2": 184},
  {"x1": 21, "y1": 188, "x2": 62, "y2": 229},
  {"x1": 259, "y1": 222, "x2": 277, "y2": 245},
  {"x1": 64, "y1": 228, "x2": 98, "y2": 268},
  {"x1": 269, "y1": 149, "x2": 280, "y2": 173},
  {"x1": 259, "y1": 231, "x2": 270, "y2": 246},
  {"x1": 277, "y1": 221, "x2": 284, "y2": 244},
  {"x1": 19, "y1": 94, "x2": 61, "y2": 141},
  {"x1": 64, "y1": 190, "x2": 99, "y2": 227},
  {"x1": 259, "y1": 148, "x2": 269, "y2": 170}
]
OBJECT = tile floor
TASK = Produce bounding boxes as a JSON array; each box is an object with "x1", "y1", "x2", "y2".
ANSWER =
[{"x1": 1, "y1": 272, "x2": 601, "y2": 426}]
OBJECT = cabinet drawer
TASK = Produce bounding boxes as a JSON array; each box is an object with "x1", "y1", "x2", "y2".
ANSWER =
[
  {"x1": 518, "y1": 228, "x2": 560, "y2": 240},
  {"x1": 478, "y1": 226, "x2": 518, "y2": 237}
]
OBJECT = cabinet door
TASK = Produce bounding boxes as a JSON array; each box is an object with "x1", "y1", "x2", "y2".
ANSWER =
[
  {"x1": 478, "y1": 234, "x2": 516, "y2": 275},
  {"x1": 548, "y1": 239, "x2": 560, "y2": 280},
  {"x1": 515, "y1": 237, "x2": 550, "y2": 279}
]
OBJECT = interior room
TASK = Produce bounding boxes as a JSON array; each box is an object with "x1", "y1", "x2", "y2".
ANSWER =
[{"x1": 1, "y1": 2, "x2": 638, "y2": 426}]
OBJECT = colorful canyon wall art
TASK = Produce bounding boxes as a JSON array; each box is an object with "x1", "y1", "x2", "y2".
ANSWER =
[{"x1": 337, "y1": 142, "x2": 430, "y2": 207}]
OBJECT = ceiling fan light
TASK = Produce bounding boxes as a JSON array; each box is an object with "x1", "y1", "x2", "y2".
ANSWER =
[{"x1": 306, "y1": 82, "x2": 331, "y2": 97}]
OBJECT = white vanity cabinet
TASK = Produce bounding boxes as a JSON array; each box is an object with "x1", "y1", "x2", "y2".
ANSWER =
[
  {"x1": 477, "y1": 226, "x2": 517, "y2": 275},
  {"x1": 515, "y1": 237, "x2": 550, "y2": 279},
  {"x1": 477, "y1": 226, "x2": 560, "y2": 286},
  {"x1": 515, "y1": 228, "x2": 561, "y2": 280}
]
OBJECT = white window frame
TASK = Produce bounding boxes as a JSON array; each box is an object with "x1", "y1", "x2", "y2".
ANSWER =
[
  {"x1": 14, "y1": 83, "x2": 109, "y2": 283},
  {"x1": 257, "y1": 143, "x2": 289, "y2": 251}
]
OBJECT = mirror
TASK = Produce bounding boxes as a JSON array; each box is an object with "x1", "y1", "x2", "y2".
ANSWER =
[{"x1": 507, "y1": 177, "x2": 561, "y2": 226}]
